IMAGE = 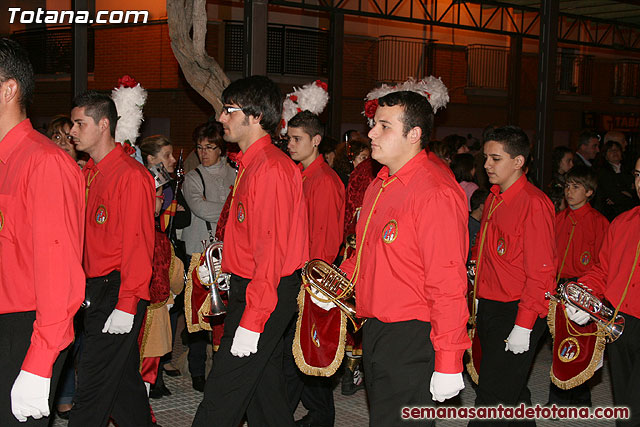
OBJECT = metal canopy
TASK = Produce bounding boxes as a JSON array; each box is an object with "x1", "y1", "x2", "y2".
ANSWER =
[{"x1": 267, "y1": 0, "x2": 640, "y2": 51}]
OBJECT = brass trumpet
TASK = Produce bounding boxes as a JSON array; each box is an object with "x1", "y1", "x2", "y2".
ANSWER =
[
  {"x1": 301, "y1": 259, "x2": 365, "y2": 331},
  {"x1": 546, "y1": 281, "x2": 624, "y2": 343},
  {"x1": 200, "y1": 240, "x2": 230, "y2": 317}
]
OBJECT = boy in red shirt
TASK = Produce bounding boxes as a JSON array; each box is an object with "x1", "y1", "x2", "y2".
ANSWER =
[{"x1": 548, "y1": 165, "x2": 609, "y2": 406}]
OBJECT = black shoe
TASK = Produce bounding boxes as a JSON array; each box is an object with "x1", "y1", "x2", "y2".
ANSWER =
[
  {"x1": 162, "y1": 365, "x2": 181, "y2": 377},
  {"x1": 56, "y1": 408, "x2": 71, "y2": 420},
  {"x1": 192, "y1": 375, "x2": 206, "y2": 392},
  {"x1": 295, "y1": 414, "x2": 332, "y2": 427},
  {"x1": 341, "y1": 367, "x2": 364, "y2": 396},
  {"x1": 149, "y1": 384, "x2": 172, "y2": 399}
]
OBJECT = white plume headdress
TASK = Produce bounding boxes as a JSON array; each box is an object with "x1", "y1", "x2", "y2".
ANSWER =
[
  {"x1": 280, "y1": 80, "x2": 330, "y2": 135},
  {"x1": 111, "y1": 75, "x2": 147, "y2": 147},
  {"x1": 362, "y1": 76, "x2": 449, "y2": 126}
]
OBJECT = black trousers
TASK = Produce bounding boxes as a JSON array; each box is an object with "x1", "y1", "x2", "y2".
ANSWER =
[
  {"x1": 608, "y1": 312, "x2": 640, "y2": 426},
  {"x1": 283, "y1": 316, "x2": 335, "y2": 426},
  {"x1": 192, "y1": 272, "x2": 300, "y2": 427},
  {"x1": 469, "y1": 299, "x2": 546, "y2": 427},
  {"x1": 0, "y1": 311, "x2": 68, "y2": 426},
  {"x1": 69, "y1": 271, "x2": 151, "y2": 427},
  {"x1": 362, "y1": 318, "x2": 435, "y2": 427}
]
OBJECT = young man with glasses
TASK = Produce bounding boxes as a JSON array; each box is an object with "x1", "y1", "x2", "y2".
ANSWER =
[{"x1": 192, "y1": 76, "x2": 309, "y2": 427}]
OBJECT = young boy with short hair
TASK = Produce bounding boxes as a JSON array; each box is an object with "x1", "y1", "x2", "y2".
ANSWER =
[
  {"x1": 547, "y1": 165, "x2": 609, "y2": 406},
  {"x1": 468, "y1": 126, "x2": 557, "y2": 426}
]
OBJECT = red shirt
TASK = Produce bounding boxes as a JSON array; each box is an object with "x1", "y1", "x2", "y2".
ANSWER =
[
  {"x1": 83, "y1": 144, "x2": 155, "y2": 314},
  {"x1": 222, "y1": 136, "x2": 309, "y2": 333},
  {"x1": 0, "y1": 119, "x2": 85, "y2": 377},
  {"x1": 580, "y1": 206, "x2": 640, "y2": 318},
  {"x1": 555, "y1": 203, "x2": 608, "y2": 279},
  {"x1": 340, "y1": 150, "x2": 470, "y2": 373},
  {"x1": 300, "y1": 156, "x2": 345, "y2": 263},
  {"x1": 475, "y1": 174, "x2": 557, "y2": 328}
]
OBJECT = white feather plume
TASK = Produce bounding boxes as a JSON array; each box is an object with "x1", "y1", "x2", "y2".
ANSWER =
[
  {"x1": 111, "y1": 83, "x2": 147, "y2": 145},
  {"x1": 280, "y1": 80, "x2": 329, "y2": 135}
]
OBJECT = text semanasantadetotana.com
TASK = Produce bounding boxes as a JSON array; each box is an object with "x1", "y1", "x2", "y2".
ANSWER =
[{"x1": 401, "y1": 404, "x2": 629, "y2": 420}]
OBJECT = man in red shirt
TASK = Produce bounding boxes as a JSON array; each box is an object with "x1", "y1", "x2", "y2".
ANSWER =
[
  {"x1": 469, "y1": 126, "x2": 556, "y2": 426},
  {"x1": 68, "y1": 92, "x2": 155, "y2": 427},
  {"x1": 192, "y1": 76, "x2": 309, "y2": 427},
  {"x1": 284, "y1": 111, "x2": 345, "y2": 427},
  {"x1": 337, "y1": 90, "x2": 471, "y2": 426},
  {"x1": 572, "y1": 156, "x2": 640, "y2": 425},
  {"x1": 0, "y1": 38, "x2": 85, "y2": 426}
]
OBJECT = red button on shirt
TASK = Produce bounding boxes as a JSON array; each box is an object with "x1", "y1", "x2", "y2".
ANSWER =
[
  {"x1": 556, "y1": 203, "x2": 608, "y2": 279},
  {"x1": 340, "y1": 150, "x2": 470, "y2": 373},
  {"x1": 222, "y1": 136, "x2": 309, "y2": 333},
  {"x1": 300, "y1": 155, "x2": 345, "y2": 263},
  {"x1": 475, "y1": 174, "x2": 557, "y2": 329},
  {"x1": 83, "y1": 144, "x2": 155, "y2": 314},
  {"x1": 580, "y1": 206, "x2": 640, "y2": 318},
  {"x1": 0, "y1": 119, "x2": 85, "y2": 377}
]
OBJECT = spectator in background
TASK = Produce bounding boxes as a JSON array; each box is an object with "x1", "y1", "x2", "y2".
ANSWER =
[
  {"x1": 319, "y1": 136, "x2": 339, "y2": 168},
  {"x1": 595, "y1": 140, "x2": 637, "y2": 221},
  {"x1": 451, "y1": 153, "x2": 479, "y2": 211},
  {"x1": 468, "y1": 189, "x2": 489, "y2": 262},
  {"x1": 429, "y1": 139, "x2": 455, "y2": 167},
  {"x1": 549, "y1": 146, "x2": 574, "y2": 190},
  {"x1": 47, "y1": 115, "x2": 89, "y2": 168},
  {"x1": 574, "y1": 130, "x2": 600, "y2": 168},
  {"x1": 333, "y1": 137, "x2": 371, "y2": 187},
  {"x1": 444, "y1": 133, "x2": 470, "y2": 154}
]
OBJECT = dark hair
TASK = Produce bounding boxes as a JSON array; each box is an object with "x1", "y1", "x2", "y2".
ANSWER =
[
  {"x1": 377, "y1": 91, "x2": 434, "y2": 149},
  {"x1": 451, "y1": 153, "x2": 476, "y2": 183},
  {"x1": 72, "y1": 91, "x2": 118, "y2": 138},
  {"x1": 343, "y1": 129, "x2": 360, "y2": 142},
  {"x1": 192, "y1": 120, "x2": 227, "y2": 156},
  {"x1": 0, "y1": 38, "x2": 34, "y2": 110},
  {"x1": 139, "y1": 135, "x2": 172, "y2": 166},
  {"x1": 346, "y1": 138, "x2": 371, "y2": 162},
  {"x1": 318, "y1": 136, "x2": 338, "y2": 155},
  {"x1": 429, "y1": 140, "x2": 455, "y2": 163},
  {"x1": 552, "y1": 146, "x2": 573, "y2": 175},
  {"x1": 470, "y1": 188, "x2": 489, "y2": 212},
  {"x1": 288, "y1": 111, "x2": 324, "y2": 138},
  {"x1": 603, "y1": 140, "x2": 623, "y2": 156},
  {"x1": 444, "y1": 134, "x2": 467, "y2": 152},
  {"x1": 47, "y1": 115, "x2": 73, "y2": 138},
  {"x1": 565, "y1": 165, "x2": 597, "y2": 199},
  {"x1": 221, "y1": 75, "x2": 282, "y2": 134},
  {"x1": 578, "y1": 130, "x2": 600, "y2": 148},
  {"x1": 484, "y1": 125, "x2": 530, "y2": 159}
]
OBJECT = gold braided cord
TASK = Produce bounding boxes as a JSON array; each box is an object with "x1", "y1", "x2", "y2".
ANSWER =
[
  {"x1": 469, "y1": 196, "x2": 503, "y2": 327},
  {"x1": 351, "y1": 177, "x2": 397, "y2": 286},
  {"x1": 228, "y1": 168, "x2": 246, "y2": 212},
  {"x1": 556, "y1": 213, "x2": 576, "y2": 284}
]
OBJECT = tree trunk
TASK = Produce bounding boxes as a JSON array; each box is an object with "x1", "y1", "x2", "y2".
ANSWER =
[{"x1": 166, "y1": 0, "x2": 230, "y2": 114}]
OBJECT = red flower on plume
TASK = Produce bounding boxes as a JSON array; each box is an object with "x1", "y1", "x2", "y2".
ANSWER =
[
  {"x1": 289, "y1": 95, "x2": 298, "y2": 102},
  {"x1": 118, "y1": 75, "x2": 137, "y2": 88},
  {"x1": 315, "y1": 80, "x2": 328, "y2": 91},
  {"x1": 121, "y1": 142, "x2": 136, "y2": 155},
  {"x1": 364, "y1": 99, "x2": 379, "y2": 118},
  {"x1": 424, "y1": 90, "x2": 431, "y2": 99},
  {"x1": 280, "y1": 119, "x2": 286, "y2": 129},
  {"x1": 296, "y1": 107, "x2": 302, "y2": 113}
]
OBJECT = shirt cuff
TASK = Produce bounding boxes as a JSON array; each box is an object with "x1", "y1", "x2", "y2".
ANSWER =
[
  {"x1": 515, "y1": 306, "x2": 538, "y2": 329},
  {"x1": 21, "y1": 346, "x2": 58, "y2": 378},
  {"x1": 239, "y1": 310, "x2": 267, "y2": 334},
  {"x1": 434, "y1": 349, "x2": 465, "y2": 374},
  {"x1": 115, "y1": 296, "x2": 140, "y2": 314}
]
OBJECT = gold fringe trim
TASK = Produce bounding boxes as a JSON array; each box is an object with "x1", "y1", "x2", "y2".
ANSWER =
[
  {"x1": 185, "y1": 253, "x2": 212, "y2": 333},
  {"x1": 465, "y1": 327, "x2": 479, "y2": 385},
  {"x1": 139, "y1": 308, "x2": 155, "y2": 370},
  {"x1": 292, "y1": 284, "x2": 347, "y2": 377},
  {"x1": 345, "y1": 345, "x2": 363, "y2": 357},
  {"x1": 548, "y1": 300, "x2": 606, "y2": 389}
]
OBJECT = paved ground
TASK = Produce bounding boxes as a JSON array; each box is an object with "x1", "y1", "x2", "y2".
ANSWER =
[{"x1": 51, "y1": 321, "x2": 618, "y2": 427}]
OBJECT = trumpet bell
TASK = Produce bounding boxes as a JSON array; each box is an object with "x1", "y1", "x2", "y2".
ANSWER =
[{"x1": 200, "y1": 241, "x2": 228, "y2": 317}]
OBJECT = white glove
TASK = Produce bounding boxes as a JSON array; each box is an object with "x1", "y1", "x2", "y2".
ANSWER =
[
  {"x1": 102, "y1": 309, "x2": 135, "y2": 334},
  {"x1": 430, "y1": 371, "x2": 464, "y2": 402},
  {"x1": 197, "y1": 265, "x2": 211, "y2": 284},
  {"x1": 565, "y1": 305, "x2": 590, "y2": 326},
  {"x1": 230, "y1": 326, "x2": 260, "y2": 357},
  {"x1": 308, "y1": 287, "x2": 337, "y2": 311},
  {"x1": 11, "y1": 370, "x2": 51, "y2": 422},
  {"x1": 504, "y1": 325, "x2": 532, "y2": 354}
]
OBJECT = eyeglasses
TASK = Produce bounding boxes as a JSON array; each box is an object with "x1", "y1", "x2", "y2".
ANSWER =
[
  {"x1": 222, "y1": 106, "x2": 243, "y2": 115},
  {"x1": 196, "y1": 145, "x2": 220, "y2": 152},
  {"x1": 633, "y1": 171, "x2": 640, "y2": 179}
]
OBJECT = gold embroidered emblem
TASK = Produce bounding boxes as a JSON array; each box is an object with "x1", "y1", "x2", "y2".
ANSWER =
[
  {"x1": 95, "y1": 205, "x2": 108, "y2": 225},
  {"x1": 558, "y1": 337, "x2": 580, "y2": 362},
  {"x1": 311, "y1": 323, "x2": 320, "y2": 347},
  {"x1": 497, "y1": 237, "x2": 506, "y2": 256},
  {"x1": 381, "y1": 220, "x2": 398, "y2": 244}
]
